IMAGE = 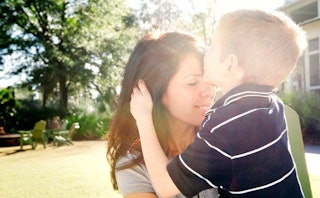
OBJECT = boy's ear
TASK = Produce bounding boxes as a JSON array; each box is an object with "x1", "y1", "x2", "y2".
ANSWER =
[
  {"x1": 227, "y1": 53, "x2": 239, "y2": 70},
  {"x1": 228, "y1": 54, "x2": 244, "y2": 81}
]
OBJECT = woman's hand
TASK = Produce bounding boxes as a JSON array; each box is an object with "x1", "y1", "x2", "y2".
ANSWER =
[{"x1": 130, "y1": 80, "x2": 153, "y2": 122}]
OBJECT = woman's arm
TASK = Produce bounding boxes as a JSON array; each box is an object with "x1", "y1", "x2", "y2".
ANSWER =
[{"x1": 130, "y1": 80, "x2": 181, "y2": 197}]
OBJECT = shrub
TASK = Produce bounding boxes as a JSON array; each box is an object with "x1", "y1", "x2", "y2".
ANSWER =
[
  {"x1": 279, "y1": 91, "x2": 320, "y2": 141},
  {"x1": 66, "y1": 112, "x2": 111, "y2": 140},
  {"x1": 0, "y1": 87, "x2": 65, "y2": 132},
  {"x1": 0, "y1": 87, "x2": 20, "y2": 132}
]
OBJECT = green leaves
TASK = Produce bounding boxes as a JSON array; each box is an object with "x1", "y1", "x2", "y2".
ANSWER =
[
  {"x1": 0, "y1": 0, "x2": 135, "y2": 112},
  {"x1": 1, "y1": 0, "x2": 218, "y2": 115}
]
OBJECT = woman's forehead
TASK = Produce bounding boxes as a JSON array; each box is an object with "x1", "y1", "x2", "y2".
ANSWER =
[{"x1": 177, "y1": 55, "x2": 202, "y2": 75}]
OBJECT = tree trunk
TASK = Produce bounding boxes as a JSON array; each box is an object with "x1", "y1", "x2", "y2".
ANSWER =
[
  {"x1": 42, "y1": 88, "x2": 47, "y2": 108},
  {"x1": 59, "y1": 75, "x2": 68, "y2": 112}
]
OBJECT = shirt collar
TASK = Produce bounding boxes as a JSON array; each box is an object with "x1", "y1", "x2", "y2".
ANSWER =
[{"x1": 213, "y1": 84, "x2": 274, "y2": 108}]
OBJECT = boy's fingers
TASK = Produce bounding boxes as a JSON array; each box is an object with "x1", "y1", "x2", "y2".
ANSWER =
[
  {"x1": 132, "y1": 87, "x2": 141, "y2": 96},
  {"x1": 138, "y1": 79, "x2": 148, "y2": 94}
]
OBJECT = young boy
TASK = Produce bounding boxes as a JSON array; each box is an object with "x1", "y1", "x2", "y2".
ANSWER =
[{"x1": 130, "y1": 9, "x2": 307, "y2": 198}]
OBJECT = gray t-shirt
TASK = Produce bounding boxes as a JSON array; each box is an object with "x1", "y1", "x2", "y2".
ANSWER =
[{"x1": 115, "y1": 152, "x2": 219, "y2": 198}]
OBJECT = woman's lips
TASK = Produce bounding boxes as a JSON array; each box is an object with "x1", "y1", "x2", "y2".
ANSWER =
[{"x1": 195, "y1": 104, "x2": 211, "y2": 113}]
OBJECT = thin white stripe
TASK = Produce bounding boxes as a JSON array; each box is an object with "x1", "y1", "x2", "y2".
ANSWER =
[
  {"x1": 210, "y1": 108, "x2": 267, "y2": 133},
  {"x1": 231, "y1": 129, "x2": 287, "y2": 159},
  {"x1": 229, "y1": 167, "x2": 296, "y2": 194},
  {"x1": 224, "y1": 91, "x2": 271, "y2": 105},
  {"x1": 198, "y1": 129, "x2": 287, "y2": 160},
  {"x1": 224, "y1": 94, "x2": 270, "y2": 106},
  {"x1": 202, "y1": 112, "x2": 212, "y2": 127},
  {"x1": 197, "y1": 133, "x2": 232, "y2": 158},
  {"x1": 205, "y1": 91, "x2": 271, "y2": 117},
  {"x1": 178, "y1": 154, "x2": 218, "y2": 188}
]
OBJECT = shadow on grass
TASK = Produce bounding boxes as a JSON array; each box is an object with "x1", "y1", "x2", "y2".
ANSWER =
[
  {"x1": 0, "y1": 148, "x2": 30, "y2": 156},
  {"x1": 0, "y1": 144, "x2": 34, "y2": 156}
]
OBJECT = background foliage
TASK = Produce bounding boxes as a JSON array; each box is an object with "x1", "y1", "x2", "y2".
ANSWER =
[
  {"x1": 0, "y1": 0, "x2": 218, "y2": 139},
  {"x1": 280, "y1": 91, "x2": 320, "y2": 143},
  {"x1": 2, "y1": 1, "x2": 318, "y2": 143}
]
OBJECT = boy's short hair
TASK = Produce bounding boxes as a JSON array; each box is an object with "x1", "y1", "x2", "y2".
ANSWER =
[{"x1": 215, "y1": 9, "x2": 307, "y2": 87}]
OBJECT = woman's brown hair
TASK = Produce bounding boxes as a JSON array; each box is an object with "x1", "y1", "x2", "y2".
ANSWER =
[{"x1": 106, "y1": 31, "x2": 205, "y2": 189}]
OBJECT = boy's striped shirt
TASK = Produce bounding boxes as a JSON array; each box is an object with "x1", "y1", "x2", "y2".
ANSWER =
[{"x1": 167, "y1": 84, "x2": 304, "y2": 198}]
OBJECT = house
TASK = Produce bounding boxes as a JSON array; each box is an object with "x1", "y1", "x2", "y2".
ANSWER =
[{"x1": 278, "y1": 0, "x2": 320, "y2": 95}]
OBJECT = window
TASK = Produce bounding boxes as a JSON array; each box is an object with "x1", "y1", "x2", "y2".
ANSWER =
[
  {"x1": 290, "y1": 2, "x2": 318, "y2": 24},
  {"x1": 308, "y1": 38, "x2": 320, "y2": 88},
  {"x1": 295, "y1": 55, "x2": 305, "y2": 91}
]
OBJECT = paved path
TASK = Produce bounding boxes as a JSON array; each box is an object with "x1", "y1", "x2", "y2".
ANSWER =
[
  {"x1": 304, "y1": 144, "x2": 320, "y2": 198},
  {"x1": 305, "y1": 144, "x2": 320, "y2": 154},
  {"x1": 305, "y1": 144, "x2": 320, "y2": 175}
]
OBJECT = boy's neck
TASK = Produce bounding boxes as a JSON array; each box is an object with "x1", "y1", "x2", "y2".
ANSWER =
[{"x1": 221, "y1": 84, "x2": 242, "y2": 95}]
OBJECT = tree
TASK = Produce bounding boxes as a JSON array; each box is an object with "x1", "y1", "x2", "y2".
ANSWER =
[
  {"x1": 0, "y1": 0, "x2": 134, "y2": 112},
  {"x1": 186, "y1": 0, "x2": 217, "y2": 45},
  {"x1": 129, "y1": 0, "x2": 217, "y2": 44},
  {"x1": 131, "y1": 0, "x2": 181, "y2": 32},
  {"x1": 76, "y1": 0, "x2": 140, "y2": 114}
]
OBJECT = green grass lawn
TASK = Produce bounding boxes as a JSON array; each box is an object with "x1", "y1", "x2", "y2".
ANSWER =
[
  {"x1": 0, "y1": 141, "x2": 319, "y2": 198},
  {"x1": 0, "y1": 141, "x2": 121, "y2": 198}
]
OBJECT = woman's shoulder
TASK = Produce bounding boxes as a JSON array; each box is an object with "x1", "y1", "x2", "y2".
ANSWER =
[
  {"x1": 116, "y1": 151, "x2": 148, "y2": 178},
  {"x1": 198, "y1": 188, "x2": 219, "y2": 198},
  {"x1": 115, "y1": 152, "x2": 156, "y2": 196},
  {"x1": 116, "y1": 151, "x2": 141, "y2": 168}
]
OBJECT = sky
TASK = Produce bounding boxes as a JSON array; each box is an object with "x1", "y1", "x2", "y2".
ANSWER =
[
  {"x1": 165, "y1": 0, "x2": 285, "y2": 18},
  {"x1": 0, "y1": 0, "x2": 285, "y2": 88},
  {"x1": 215, "y1": 0, "x2": 285, "y2": 16}
]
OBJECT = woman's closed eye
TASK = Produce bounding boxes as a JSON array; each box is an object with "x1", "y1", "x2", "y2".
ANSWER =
[
  {"x1": 187, "y1": 80, "x2": 198, "y2": 86},
  {"x1": 184, "y1": 75, "x2": 202, "y2": 86}
]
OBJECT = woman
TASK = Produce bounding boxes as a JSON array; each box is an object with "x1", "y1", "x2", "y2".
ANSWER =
[{"x1": 107, "y1": 32, "x2": 218, "y2": 198}]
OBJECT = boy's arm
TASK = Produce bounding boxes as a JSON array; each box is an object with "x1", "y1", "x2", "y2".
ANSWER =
[{"x1": 130, "y1": 80, "x2": 181, "y2": 197}]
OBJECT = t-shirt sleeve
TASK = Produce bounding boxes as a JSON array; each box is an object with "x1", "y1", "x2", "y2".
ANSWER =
[{"x1": 115, "y1": 154, "x2": 156, "y2": 196}]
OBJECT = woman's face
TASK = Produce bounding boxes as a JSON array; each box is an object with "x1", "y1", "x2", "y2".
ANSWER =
[{"x1": 162, "y1": 53, "x2": 215, "y2": 127}]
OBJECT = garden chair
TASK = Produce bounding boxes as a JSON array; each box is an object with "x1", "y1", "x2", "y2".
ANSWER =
[
  {"x1": 60, "y1": 120, "x2": 69, "y2": 131},
  {"x1": 19, "y1": 120, "x2": 47, "y2": 150},
  {"x1": 284, "y1": 105, "x2": 313, "y2": 198},
  {"x1": 53, "y1": 122, "x2": 80, "y2": 146},
  {"x1": 46, "y1": 119, "x2": 69, "y2": 142}
]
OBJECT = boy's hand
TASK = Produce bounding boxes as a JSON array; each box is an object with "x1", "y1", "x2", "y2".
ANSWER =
[
  {"x1": 130, "y1": 80, "x2": 153, "y2": 122},
  {"x1": 130, "y1": 80, "x2": 179, "y2": 197}
]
